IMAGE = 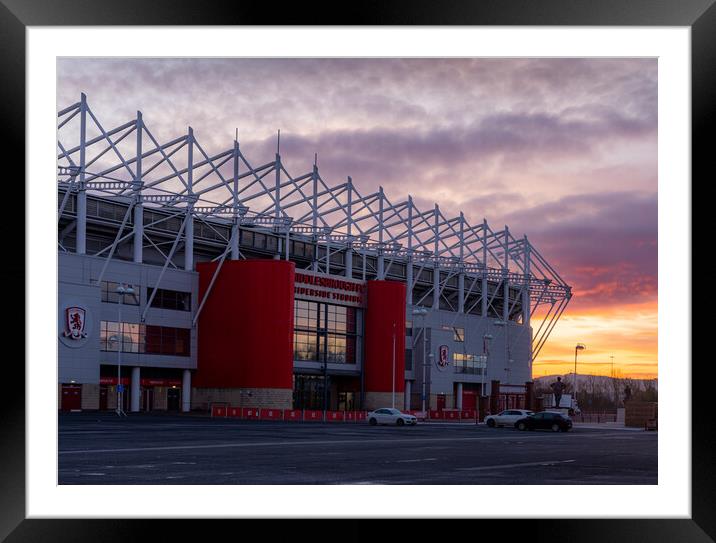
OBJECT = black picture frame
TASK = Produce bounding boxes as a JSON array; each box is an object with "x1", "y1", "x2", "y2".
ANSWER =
[{"x1": 4, "y1": 0, "x2": 709, "y2": 540}]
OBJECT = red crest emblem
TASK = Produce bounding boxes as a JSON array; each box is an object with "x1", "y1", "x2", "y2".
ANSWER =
[
  {"x1": 438, "y1": 345, "x2": 449, "y2": 368},
  {"x1": 64, "y1": 306, "x2": 87, "y2": 339}
]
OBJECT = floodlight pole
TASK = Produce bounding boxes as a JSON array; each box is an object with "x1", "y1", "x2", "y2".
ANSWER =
[
  {"x1": 391, "y1": 322, "x2": 396, "y2": 409},
  {"x1": 115, "y1": 285, "x2": 130, "y2": 417},
  {"x1": 117, "y1": 289, "x2": 123, "y2": 416},
  {"x1": 412, "y1": 308, "x2": 429, "y2": 413}
]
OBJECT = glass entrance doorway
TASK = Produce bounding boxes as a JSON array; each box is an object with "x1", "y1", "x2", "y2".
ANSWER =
[
  {"x1": 293, "y1": 375, "x2": 329, "y2": 410},
  {"x1": 337, "y1": 391, "x2": 356, "y2": 411},
  {"x1": 167, "y1": 387, "x2": 181, "y2": 411}
]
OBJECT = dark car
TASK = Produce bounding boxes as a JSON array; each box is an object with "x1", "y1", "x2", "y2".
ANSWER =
[{"x1": 514, "y1": 411, "x2": 572, "y2": 432}]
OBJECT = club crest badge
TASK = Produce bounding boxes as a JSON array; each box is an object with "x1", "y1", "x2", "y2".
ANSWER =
[
  {"x1": 437, "y1": 344, "x2": 449, "y2": 369},
  {"x1": 64, "y1": 306, "x2": 88, "y2": 339}
]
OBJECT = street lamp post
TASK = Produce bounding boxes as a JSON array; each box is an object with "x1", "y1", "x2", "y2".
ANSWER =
[
  {"x1": 115, "y1": 284, "x2": 134, "y2": 417},
  {"x1": 574, "y1": 343, "x2": 586, "y2": 403},
  {"x1": 493, "y1": 319, "x2": 507, "y2": 381},
  {"x1": 412, "y1": 308, "x2": 429, "y2": 413},
  {"x1": 391, "y1": 322, "x2": 396, "y2": 409},
  {"x1": 482, "y1": 334, "x2": 493, "y2": 399}
]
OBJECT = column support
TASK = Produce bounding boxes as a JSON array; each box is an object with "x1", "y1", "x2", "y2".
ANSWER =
[
  {"x1": 184, "y1": 127, "x2": 194, "y2": 271},
  {"x1": 76, "y1": 93, "x2": 88, "y2": 255},
  {"x1": 182, "y1": 370, "x2": 191, "y2": 412},
  {"x1": 130, "y1": 367, "x2": 140, "y2": 413},
  {"x1": 345, "y1": 177, "x2": 353, "y2": 279},
  {"x1": 231, "y1": 138, "x2": 240, "y2": 260},
  {"x1": 133, "y1": 110, "x2": 143, "y2": 263},
  {"x1": 406, "y1": 196, "x2": 414, "y2": 305},
  {"x1": 481, "y1": 219, "x2": 488, "y2": 317},
  {"x1": 503, "y1": 226, "x2": 510, "y2": 323}
]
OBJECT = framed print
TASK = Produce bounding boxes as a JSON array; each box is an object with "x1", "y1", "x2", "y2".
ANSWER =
[{"x1": 4, "y1": 0, "x2": 711, "y2": 540}]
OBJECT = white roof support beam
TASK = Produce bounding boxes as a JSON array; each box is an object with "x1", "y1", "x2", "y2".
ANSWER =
[{"x1": 57, "y1": 94, "x2": 573, "y2": 363}]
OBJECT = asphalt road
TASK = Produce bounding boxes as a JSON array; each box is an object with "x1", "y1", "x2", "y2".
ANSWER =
[{"x1": 58, "y1": 413, "x2": 657, "y2": 485}]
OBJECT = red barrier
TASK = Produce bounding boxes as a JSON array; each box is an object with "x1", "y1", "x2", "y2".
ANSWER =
[
  {"x1": 211, "y1": 405, "x2": 227, "y2": 418},
  {"x1": 284, "y1": 409, "x2": 302, "y2": 421},
  {"x1": 444, "y1": 410, "x2": 459, "y2": 421},
  {"x1": 326, "y1": 411, "x2": 345, "y2": 422},
  {"x1": 429, "y1": 410, "x2": 443, "y2": 419},
  {"x1": 345, "y1": 411, "x2": 357, "y2": 422},
  {"x1": 356, "y1": 411, "x2": 367, "y2": 421},
  {"x1": 242, "y1": 407, "x2": 260, "y2": 420},
  {"x1": 260, "y1": 408, "x2": 283, "y2": 421},
  {"x1": 303, "y1": 410, "x2": 324, "y2": 422},
  {"x1": 228, "y1": 406, "x2": 241, "y2": 418},
  {"x1": 460, "y1": 410, "x2": 475, "y2": 420}
]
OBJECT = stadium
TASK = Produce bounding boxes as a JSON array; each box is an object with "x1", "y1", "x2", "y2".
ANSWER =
[{"x1": 57, "y1": 94, "x2": 572, "y2": 417}]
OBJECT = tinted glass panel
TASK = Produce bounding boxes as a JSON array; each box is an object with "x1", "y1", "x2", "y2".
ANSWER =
[
  {"x1": 101, "y1": 281, "x2": 140, "y2": 305},
  {"x1": 148, "y1": 287, "x2": 191, "y2": 312}
]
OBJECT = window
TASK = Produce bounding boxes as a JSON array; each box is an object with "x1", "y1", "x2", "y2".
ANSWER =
[
  {"x1": 241, "y1": 230, "x2": 254, "y2": 246},
  {"x1": 406, "y1": 321, "x2": 413, "y2": 337},
  {"x1": 148, "y1": 287, "x2": 191, "y2": 312},
  {"x1": 291, "y1": 240, "x2": 306, "y2": 257},
  {"x1": 293, "y1": 300, "x2": 359, "y2": 364},
  {"x1": 144, "y1": 325, "x2": 190, "y2": 356},
  {"x1": 100, "y1": 321, "x2": 143, "y2": 353},
  {"x1": 100, "y1": 321, "x2": 190, "y2": 356},
  {"x1": 405, "y1": 349, "x2": 413, "y2": 371},
  {"x1": 453, "y1": 353, "x2": 487, "y2": 375},
  {"x1": 253, "y1": 232, "x2": 266, "y2": 249},
  {"x1": 442, "y1": 325, "x2": 464, "y2": 341},
  {"x1": 101, "y1": 281, "x2": 140, "y2": 305}
]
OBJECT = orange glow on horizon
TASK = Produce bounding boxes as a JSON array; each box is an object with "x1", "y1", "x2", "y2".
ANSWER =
[{"x1": 532, "y1": 301, "x2": 657, "y2": 380}]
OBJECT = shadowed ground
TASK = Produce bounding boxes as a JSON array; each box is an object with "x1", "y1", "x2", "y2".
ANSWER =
[{"x1": 58, "y1": 413, "x2": 657, "y2": 485}]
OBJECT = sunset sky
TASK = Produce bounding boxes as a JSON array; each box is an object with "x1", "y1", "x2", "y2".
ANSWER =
[{"x1": 57, "y1": 58, "x2": 658, "y2": 379}]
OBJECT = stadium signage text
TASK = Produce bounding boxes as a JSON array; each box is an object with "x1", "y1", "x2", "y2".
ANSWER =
[{"x1": 294, "y1": 271, "x2": 366, "y2": 307}]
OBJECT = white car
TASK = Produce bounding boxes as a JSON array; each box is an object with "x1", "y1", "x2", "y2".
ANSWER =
[
  {"x1": 367, "y1": 408, "x2": 418, "y2": 426},
  {"x1": 484, "y1": 409, "x2": 535, "y2": 428}
]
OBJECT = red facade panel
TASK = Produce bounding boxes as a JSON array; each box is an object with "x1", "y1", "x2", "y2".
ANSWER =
[
  {"x1": 364, "y1": 280, "x2": 406, "y2": 393},
  {"x1": 195, "y1": 259, "x2": 295, "y2": 390}
]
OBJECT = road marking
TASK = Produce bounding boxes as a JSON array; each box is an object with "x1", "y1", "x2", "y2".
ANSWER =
[
  {"x1": 59, "y1": 435, "x2": 537, "y2": 454},
  {"x1": 396, "y1": 458, "x2": 438, "y2": 463},
  {"x1": 58, "y1": 432, "x2": 650, "y2": 456},
  {"x1": 457, "y1": 459, "x2": 576, "y2": 471},
  {"x1": 59, "y1": 431, "x2": 132, "y2": 435}
]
